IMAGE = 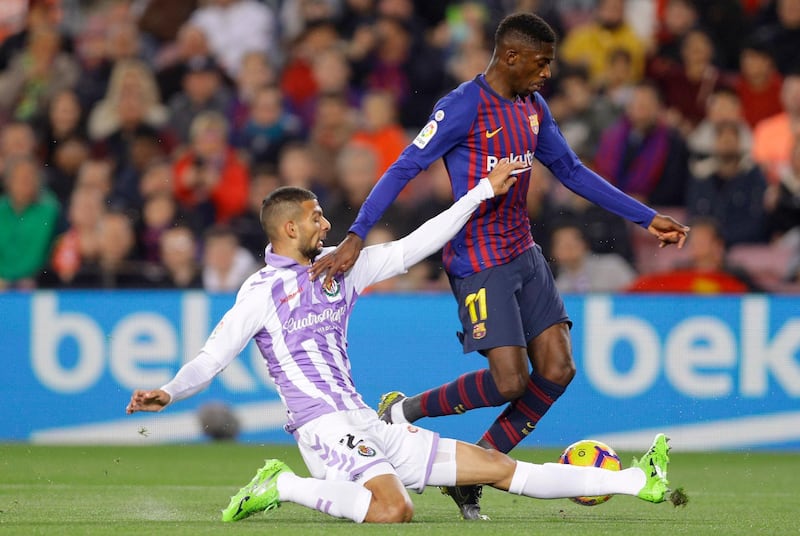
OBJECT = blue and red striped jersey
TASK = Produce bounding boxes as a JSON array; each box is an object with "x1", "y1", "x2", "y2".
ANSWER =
[{"x1": 349, "y1": 74, "x2": 656, "y2": 278}]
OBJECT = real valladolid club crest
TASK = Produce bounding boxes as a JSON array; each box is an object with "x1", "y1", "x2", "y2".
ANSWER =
[
  {"x1": 528, "y1": 113, "x2": 539, "y2": 134},
  {"x1": 357, "y1": 444, "x2": 376, "y2": 457},
  {"x1": 322, "y1": 278, "x2": 340, "y2": 297}
]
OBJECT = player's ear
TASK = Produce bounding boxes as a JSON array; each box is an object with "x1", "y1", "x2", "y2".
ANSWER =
[
  {"x1": 505, "y1": 47, "x2": 519, "y2": 66},
  {"x1": 284, "y1": 220, "x2": 298, "y2": 239}
]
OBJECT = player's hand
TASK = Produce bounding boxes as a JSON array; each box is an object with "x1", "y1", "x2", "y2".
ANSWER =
[
  {"x1": 308, "y1": 232, "x2": 364, "y2": 288},
  {"x1": 126, "y1": 389, "x2": 171, "y2": 414},
  {"x1": 486, "y1": 158, "x2": 523, "y2": 196},
  {"x1": 647, "y1": 214, "x2": 690, "y2": 248}
]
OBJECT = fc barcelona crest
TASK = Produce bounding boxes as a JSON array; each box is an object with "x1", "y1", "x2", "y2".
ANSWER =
[
  {"x1": 528, "y1": 113, "x2": 539, "y2": 134},
  {"x1": 472, "y1": 322, "x2": 486, "y2": 340}
]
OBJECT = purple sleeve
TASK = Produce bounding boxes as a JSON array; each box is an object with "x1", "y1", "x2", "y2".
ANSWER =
[
  {"x1": 348, "y1": 83, "x2": 479, "y2": 239},
  {"x1": 533, "y1": 94, "x2": 656, "y2": 228}
]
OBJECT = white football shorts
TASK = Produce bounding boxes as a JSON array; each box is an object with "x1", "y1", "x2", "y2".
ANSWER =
[{"x1": 293, "y1": 408, "x2": 453, "y2": 492}]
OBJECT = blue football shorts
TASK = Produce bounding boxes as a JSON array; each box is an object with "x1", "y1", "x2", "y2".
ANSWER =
[{"x1": 449, "y1": 245, "x2": 571, "y2": 354}]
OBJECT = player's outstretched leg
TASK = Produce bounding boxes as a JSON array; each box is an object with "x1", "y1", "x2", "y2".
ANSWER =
[
  {"x1": 221, "y1": 459, "x2": 293, "y2": 522},
  {"x1": 631, "y1": 433, "x2": 670, "y2": 503}
]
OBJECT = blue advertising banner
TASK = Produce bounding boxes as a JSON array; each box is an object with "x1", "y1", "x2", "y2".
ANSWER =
[{"x1": 2, "y1": 291, "x2": 799, "y2": 450}]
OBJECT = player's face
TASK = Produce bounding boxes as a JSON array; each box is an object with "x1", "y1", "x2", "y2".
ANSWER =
[
  {"x1": 296, "y1": 199, "x2": 330, "y2": 261},
  {"x1": 510, "y1": 42, "x2": 555, "y2": 98}
]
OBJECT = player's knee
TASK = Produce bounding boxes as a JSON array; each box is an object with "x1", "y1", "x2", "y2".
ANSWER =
[
  {"x1": 368, "y1": 497, "x2": 414, "y2": 523},
  {"x1": 495, "y1": 375, "x2": 527, "y2": 400},
  {"x1": 539, "y1": 358, "x2": 576, "y2": 386},
  {"x1": 484, "y1": 448, "x2": 516, "y2": 480}
]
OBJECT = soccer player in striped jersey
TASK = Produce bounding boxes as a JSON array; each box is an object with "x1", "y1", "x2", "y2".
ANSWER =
[
  {"x1": 310, "y1": 12, "x2": 689, "y2": 520},
  {"x1": 126, "y1": 160, "x2": 676, "y2": 523}
]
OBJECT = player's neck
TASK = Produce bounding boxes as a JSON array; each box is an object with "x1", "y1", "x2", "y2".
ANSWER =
[
  {"x1": 272, "y1": 243, "x2": 312, "y2": 266},
  {"x1": 484, "y1": 67, "x2": 515, "y2": 101}
]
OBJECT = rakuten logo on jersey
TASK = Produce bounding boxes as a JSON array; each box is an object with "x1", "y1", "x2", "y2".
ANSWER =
[
  {"x1": 486, "y1": 151, "x2": 534, "y2": 172},
  {"x1": 283, "y1": 305, "x2": 347, "y2": 333}
]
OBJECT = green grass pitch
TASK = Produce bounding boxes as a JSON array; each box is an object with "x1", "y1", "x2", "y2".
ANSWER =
[{"x1": 1, "y1": 443, "x2": 797, "y2": 535}]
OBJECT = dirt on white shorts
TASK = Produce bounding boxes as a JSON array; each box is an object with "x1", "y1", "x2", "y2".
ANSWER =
[{"x1": 293, "y1": 408, "x2": 441, "y2": 492}]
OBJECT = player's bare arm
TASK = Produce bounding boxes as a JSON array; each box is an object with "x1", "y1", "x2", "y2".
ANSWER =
[
  {"x1": 647, "y1": 214, "x2": 690, "y2": 249},
  {"x1": 126, "y1": 389, "x2": 171, "y2": 414}
]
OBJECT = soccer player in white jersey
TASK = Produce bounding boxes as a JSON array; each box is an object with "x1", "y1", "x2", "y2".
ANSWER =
[{"x1": 126, "y1": 159, "x2": 676, "y2": 523}]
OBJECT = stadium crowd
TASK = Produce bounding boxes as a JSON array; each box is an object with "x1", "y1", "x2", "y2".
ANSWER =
[{"x1": 1, "y1": 0, "x2": 799, "y2": 294}]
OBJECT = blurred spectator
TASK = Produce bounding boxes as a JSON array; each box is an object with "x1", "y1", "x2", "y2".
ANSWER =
[
  {"x1": 0, "y1": 24, "x2": 80, "y2": 123},
  {"x1": 227, "y1": 50, "x2": 276, "y2": 134},
  {"x1": 46, "y1": 185, "x2": 105, "y2": 286},
  {"x1": 74, "y1": 7, "x2": 144, "y2": 110},
  {"x1": 750, "y1": 0, "x2": 800, "y2": 74},
  {"x1": 231, "y1": 85, "x2": 302, "y2": 166},
  {"x1": 188, "y1": 0, "x2": 277, "y2": 77},
  {"x1": 308, "y1": 92, "x2": 358, "y2": 190},
  {"x1": 137, "y1": 191, "x2": 183, "y2": 264},
  {"x1": 75, "y1": 158, "x2": 113, "y2": 199},
  {"x1": 68, "y1": 209, "x2": 158, "y2": 288},
  {"x1": 627, "y1": 218, "x2": 759, "y2": 293},
  {"x1": 0, "y1": 0, "x2": 27, "y2": 45},
  {"x1": 752, "y1": 72, "x2": 800, "y2": 185},
  {"x1": 279, "y1": 0, "x2": 341, "y2": 43},
  {"x1": 687, "y1": 121, "x2": 768, "y2": 246},
  {"x1": 0, "y1": 0, "x2": 70, "y2": 72},
  {"x1": 280, "y1": 21, "x2": 342, "y2": 129},
  {"x1": 351, "y1": 90, "x2": 407, "y2": 176},
  {"x1": 351, "y1": 15, "x2": 445, "y2": 128},
  {"x1": 137, "y1": 0, "x2": 198, "y2": 46},
  {"x1": 36, "y1": 88, "x2": 87, "y2": 168},
  {"x1": 651, "y1": 0, "x2": 698, "y2": 67},
  {"x1": 87, "y1": 59, "x2": 169, "y2": 142},
  {"x1": 168, "y1": 55, "x2": 232, "y2": 144},
  {"x1": 649, "y1": 28, "x2": 729, "y2": 134},
  {"x1": 594, "y1": 82, "x2": 690, "y2": 206},
  {"x1": 173, "y1": 111, "x2": 249, "y2": 228},
  {"x1": 45, "y1": 135, "x2": 90, "y2": 208},
  {"x1": 560, "y1": 0, "x2": 646, "y2": 88},
  {"x1": 277, "y1": 141, "x2": 321, "y2": 192},
  {"x1": 549, "y1": 65, "x2": 618, "y2": 162},
  {"x1": 550, "y1": 221, "x2": 636, "y2": 293},
  {"x1": 766, "y1": 138, "x2": 800, "y2": 237},
  {"x1": 157, "y1": 224, "x2": 202, "y2": 289},
  {"x1": 201, "y1": 225, "x2": 259, "y2": 292},
  {"x1": 687, "y1": 88, "x2": 753, "y2": 165},
  {"x1": 336, "y1": 0, "x2": 377, "y2": 40},
  {"x1": 154, "y1": 23, "x2": 211, "y2": 102},
  {"x1": 324, "y1": 142, "x2": 407, "y2": 244},
  {"x1": 0, "y1": 156, "x2": 61, "y2": 290},
  {"x1": 445, "y1": 41, "x2": 491, "y2": 88},
  {"x1": 0, "y1": 121, "x2": 36, "y2": 175},
  {"x1": 601, "y1": 47, "x2": 637, "y2": 110},
  {"x1": 304, "y1": 46, "x2": 362, "y2": 130},
  {"x1": 733, "y1": 38, "x2": 784, "y2": 129},
  {"x1": 229, "y1": 166, "x2": 281, "y2": 260}
]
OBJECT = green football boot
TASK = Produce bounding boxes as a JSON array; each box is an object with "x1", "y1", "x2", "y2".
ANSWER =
[
  {"x1": 221, "y1": 459, "x2": 293, "y2": 522},
  {"x1": 632, "y1": 433, "x2": 670, "y2": 503}
]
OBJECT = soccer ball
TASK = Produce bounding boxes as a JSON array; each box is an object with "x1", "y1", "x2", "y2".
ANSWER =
[{"x1": 558, "y1": 439, "x2": 622, "y2": 506}]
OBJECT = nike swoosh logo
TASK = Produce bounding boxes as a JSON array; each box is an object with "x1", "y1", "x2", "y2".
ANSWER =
[
  {"x1": 234, "y1": 495, "x2": 250, "y2": 517},
  {"x1": 485, "y1": 127, "x2": 503, "y2": 138}
]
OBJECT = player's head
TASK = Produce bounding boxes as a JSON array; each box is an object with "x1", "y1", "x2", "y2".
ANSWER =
[
  {"x1": 492, "y1": 13, "x2": 556, "y2": 98},
  {"x1": 261, "y1": 186, "x2": 330, "y2": 262}
]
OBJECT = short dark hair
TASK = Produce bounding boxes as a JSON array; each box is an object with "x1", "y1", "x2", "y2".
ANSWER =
[
  {"x1": 260, "y1": 186, "x2": 318, "y2": 243},
  {"x1": 495, "y1": 13, "x2": 556, "y2": 49}
]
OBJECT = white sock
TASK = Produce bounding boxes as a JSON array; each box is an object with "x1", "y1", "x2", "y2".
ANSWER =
[
  {"x1": 277, "y1": 472, "x2": 372, "y2": 523},
  {"x1": 391, "y1": 399, "x2": 409, "y2": 424},
  {"x1": 507, "y1": 461, "x2": 647, "y2": 499}
]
